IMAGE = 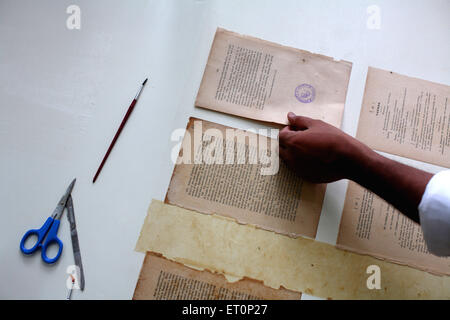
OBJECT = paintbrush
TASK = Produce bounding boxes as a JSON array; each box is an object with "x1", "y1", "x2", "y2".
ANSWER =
[{"x1": 93, "y1": 78, "x2": 148, "y2": 183}]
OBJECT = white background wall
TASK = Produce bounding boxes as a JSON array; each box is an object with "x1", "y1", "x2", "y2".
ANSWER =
[{"x1": 0, "y1": 0, "x2": 449, "y2": 299}]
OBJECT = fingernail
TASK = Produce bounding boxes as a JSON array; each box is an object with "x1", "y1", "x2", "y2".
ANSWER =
[{"x1": 288, "y1": 112, "x2": 296, "y2": 119}]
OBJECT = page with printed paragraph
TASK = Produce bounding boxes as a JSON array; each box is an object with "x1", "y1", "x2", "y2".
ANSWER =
[
  {"x1": 196, "y1": 28, "x2": 352, "y2": 128},
  {"x1": 337, "y1": 181, "x2": 450, "y2": 276},
  {"x1": 356, "y1": 67, "x2": 450, "y2": 168},
  {"x1": 165, "y1": 117, "x2": 326, "y2": 239},
  {"x1": 133, "y1": 253, "x2": 301, "y2": 300}
]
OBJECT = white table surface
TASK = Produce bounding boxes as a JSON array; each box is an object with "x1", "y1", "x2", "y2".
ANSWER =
[{"x1": 1, "y1": 0, "x2": 449, "y2": 300}]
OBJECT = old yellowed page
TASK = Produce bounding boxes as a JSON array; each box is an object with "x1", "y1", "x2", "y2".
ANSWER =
[
  {"x1": 136, "y1": 200, "x2": 450, "y2": 299},
  {"x1": 133, "y1": 253, "x2": 301, "y2": 300},
  {"x1": 337, "y1": 181, "x2": 450, "y2": 276},
  {"x1": 166, "y1": 117, "x2": 326, "y2": 239},
  {"x1": 196, "y1": 28, "x2": 352, "y2": 128},
  {"x1": 357, "y1": 67, "x2": 450, "y2": 168}
]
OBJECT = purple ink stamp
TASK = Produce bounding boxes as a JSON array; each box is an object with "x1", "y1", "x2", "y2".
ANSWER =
[{"x1": 295, "y1": 84, "x2": 315, "y2": 103}]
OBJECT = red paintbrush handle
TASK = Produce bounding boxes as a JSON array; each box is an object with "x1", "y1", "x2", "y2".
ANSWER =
[{"x1": 93, "y1": 99, "x2": 137, "y2": 183}]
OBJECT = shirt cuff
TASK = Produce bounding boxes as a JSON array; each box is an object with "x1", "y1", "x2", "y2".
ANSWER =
[{"x1": 418, "y1": 170, "x2": 450, "y2": 257}]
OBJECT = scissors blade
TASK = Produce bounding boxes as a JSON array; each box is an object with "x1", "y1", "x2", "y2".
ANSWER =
[
  {"x1": 52, "y1": 178, "x2": 76, "y2": 220},
  {"x1": 66, "y1": 195, "x2": 85, "y2": 291}
]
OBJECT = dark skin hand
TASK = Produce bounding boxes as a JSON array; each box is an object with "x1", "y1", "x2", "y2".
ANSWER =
[{"x1": 279, "y1": 112, "x2": 433, "y2": 224}]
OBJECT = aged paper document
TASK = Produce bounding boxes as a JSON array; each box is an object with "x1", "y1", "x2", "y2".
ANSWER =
[
  {"x1": 337, "y1": 181, "x2": 450, "y2": 276},
  {"x1": 166, "y1": 117, "x2": 326, "y2": 239},
  {"x1": 357, "y1": 67, "x2": 450, "y2": 168},
  {"x1": 133, "y1": 253, "x2": 301, "y2": 300},
  {"x1": 136, "y1": 200, "x2": 450, "y2": 299},
  {"x1": 196, "y1": 28, "x2": 352, "y2": 128}
]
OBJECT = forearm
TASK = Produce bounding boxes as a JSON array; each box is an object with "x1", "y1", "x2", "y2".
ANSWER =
[
  {"x1": 346, "y1": 143, "x2": 433, "y2": 224},
  {"x1": 279, "y1": 113, "x2": 434, "y2": 224}
]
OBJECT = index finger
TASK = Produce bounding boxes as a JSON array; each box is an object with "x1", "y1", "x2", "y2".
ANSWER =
[{"x1": 287, "y1": 112, "x2": 314, "y2": 130}]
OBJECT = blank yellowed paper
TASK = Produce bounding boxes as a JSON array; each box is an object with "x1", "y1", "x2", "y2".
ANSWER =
[
  {"x1": 357, "y1": 67, "x2": 450, "y2": 168},
  {"x1": 133, "y1": 253, "x2": 301, "y2": 300},
  {"x1": 136, "y1": 200, "x2": 450, "y2": 300},
  {"x1": 337, "y1": 181, "x2": 450, "y2": 276},
  {"x1": 166, "y1": 117, "x2": 326, "y2": 239},
  {"x1": 196, "y1": 28, "x2": 352, "y2": 128}
]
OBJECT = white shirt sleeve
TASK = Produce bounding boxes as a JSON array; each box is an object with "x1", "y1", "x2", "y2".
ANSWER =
[{"x1": 418, "y1": 170, "x2": 450, "y2": 257}]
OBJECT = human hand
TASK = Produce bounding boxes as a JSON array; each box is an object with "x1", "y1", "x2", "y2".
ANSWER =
[{"x1": 278, "y1": 112, "x2": 369, "y2": 183}]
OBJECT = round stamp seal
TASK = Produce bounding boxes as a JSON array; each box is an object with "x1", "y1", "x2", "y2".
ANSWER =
[{"x1": 295, "y1": 84, "x2": 315, "y2": 103}]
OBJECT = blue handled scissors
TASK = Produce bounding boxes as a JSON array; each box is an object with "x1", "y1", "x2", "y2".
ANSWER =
[{"x1": 20, "y1": 179, "x2": 76, "y2": 264}]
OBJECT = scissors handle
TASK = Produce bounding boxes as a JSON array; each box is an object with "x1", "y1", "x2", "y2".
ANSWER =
[
  {"x1": 20, "y1": 217, "x2": 53, "y2": 254},
  {"x1": 20, "y1": 217, "x2": 63, "y2": 264},
  {"x1": 40, "y1": 220, "x2": 63, "y2": 264}
]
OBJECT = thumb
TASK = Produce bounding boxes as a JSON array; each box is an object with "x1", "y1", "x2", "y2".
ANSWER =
[{"x1": 287, "y1": 112, "x2": 313, "y2": 130}]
